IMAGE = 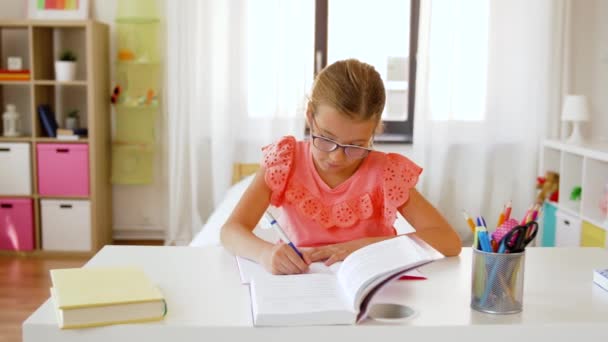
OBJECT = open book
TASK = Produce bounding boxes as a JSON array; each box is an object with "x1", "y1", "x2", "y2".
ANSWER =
[{"x1": 247, "y1": 235, "x2": 443, "y2": 326}]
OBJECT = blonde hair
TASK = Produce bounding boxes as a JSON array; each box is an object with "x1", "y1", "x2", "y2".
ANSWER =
[{"x1": 308, "y1": 59, "x2": 385, "y2": 123}]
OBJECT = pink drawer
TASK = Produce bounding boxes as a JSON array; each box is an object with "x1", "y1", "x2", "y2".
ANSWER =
[
  {"x1": 0, "y1": 198, "x2": 34, "y2": 251},
  {"x1": 37, "y1": 144, "x2": 90, "y2": 196}
]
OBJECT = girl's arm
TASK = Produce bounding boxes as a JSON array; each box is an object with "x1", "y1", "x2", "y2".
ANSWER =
[
  {"x1": 400, "y1": 188, "x2": 462, "y2": 256},
  {"x1": 309, "y1": 188, "x2": 462, "y2": 264},
  {"x1": 220, "y1": 168, "x2": 310, "y2": 274}
]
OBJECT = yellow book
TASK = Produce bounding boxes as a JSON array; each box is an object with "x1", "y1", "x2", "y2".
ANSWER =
[{"x1": 50, "y1": 266, "x2": 166, "y2": 329}]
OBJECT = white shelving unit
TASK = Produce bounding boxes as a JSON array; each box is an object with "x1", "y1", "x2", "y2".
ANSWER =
[{"x1": 540, "y1": 139, "x2": 608, "y2": 247}]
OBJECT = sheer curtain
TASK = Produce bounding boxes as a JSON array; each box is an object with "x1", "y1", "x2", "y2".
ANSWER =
[
  {"x1": 165, "y1": 0, "x2": 314, "y2": 245},
  {"x1": 413, "y1": 0, "x2": 566, "y2": 242}
]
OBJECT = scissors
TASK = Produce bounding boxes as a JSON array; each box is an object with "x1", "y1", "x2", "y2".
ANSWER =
[{"x1": 497, "y1": 221, "x2": 538, "y2": 253}]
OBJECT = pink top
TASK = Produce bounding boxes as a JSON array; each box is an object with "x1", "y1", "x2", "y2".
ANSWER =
[{"x1": 262, "y1": 136, "x2": 422, "y2": 247}]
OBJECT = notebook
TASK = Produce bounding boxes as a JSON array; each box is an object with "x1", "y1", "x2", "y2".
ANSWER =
[
  {"x1": 50, "y1": 266, "x2": 166, "y2": 329},
  {"x1": 247, "y1": 235, "x2": 442, "y2": 326}
]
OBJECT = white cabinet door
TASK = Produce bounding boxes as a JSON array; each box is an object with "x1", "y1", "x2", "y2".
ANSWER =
[
  {"x1": 41, "y1": 199, "x2": 91, "y2": 251},
  {"x1": 555, "y1": 210, "x2": 581, "y2": 246},
  {"x1": 0, "y1": 143, "x2": 31, "y2": 195}
]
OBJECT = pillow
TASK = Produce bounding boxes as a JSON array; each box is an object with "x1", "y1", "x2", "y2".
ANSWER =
[{"x1": 190, "y1": 175, "x2": 279, "y2": 247}]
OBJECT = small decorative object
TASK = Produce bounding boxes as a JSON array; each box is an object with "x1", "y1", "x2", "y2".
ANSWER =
[
  {"x1": 600, "y1": 184, "x2": 608, "y2": 223},
  {"x1": 561, "y1": 94, "x2": 590, "y2": 144},
  {"x1": 55, "y1": 50, "x2": 77, "y2": 81},
  {"x1": 118, "y1": 49, "x2": 136, "y2": 61},
  {"x1": 569, "y1": 186, "x2": 582, "y2": 201},
  {"x1": 2, "y1": 104, "x2": 21, "y2": 137},
  {"x1": 536, "y1": 171, "x2": 559, "y2": 204},
  {"x1": 28, "y1": 0, "x2": 89, "y2": 20},
  {"x1": 7, "y1": 57, "x2": 23, "y2": 71},
  {"x1": 111, "y1": 85, "x2": 122, "y2": 104},
  {"x1": 146, "y1": 89, "x2": 155, "y2": 105},
  {"x1": 65, "y1": 110, "x2": 79, "y2": 130}
]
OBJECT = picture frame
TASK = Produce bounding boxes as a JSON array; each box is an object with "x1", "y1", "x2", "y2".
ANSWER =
[{"x1": 28, "y1": 0, "x2": 90, "y2": 20}]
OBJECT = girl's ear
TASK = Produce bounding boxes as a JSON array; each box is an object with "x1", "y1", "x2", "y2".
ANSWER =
[{"x1": 305, "y1": 110, "x2": 313, "y2": 129}]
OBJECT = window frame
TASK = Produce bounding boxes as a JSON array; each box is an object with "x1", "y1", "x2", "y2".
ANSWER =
[{"x1": 313, "y1": 0, "x2": 420, "y2": 144}]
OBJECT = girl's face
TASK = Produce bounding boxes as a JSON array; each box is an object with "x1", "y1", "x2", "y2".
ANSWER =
[{"x1": 308, "y1": 104, "x2": 377, "y2": 176}]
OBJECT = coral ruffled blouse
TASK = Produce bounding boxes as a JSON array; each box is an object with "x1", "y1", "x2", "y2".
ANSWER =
[{"x1": 262, "y1": 136, "x2": 422, "y2": 247}]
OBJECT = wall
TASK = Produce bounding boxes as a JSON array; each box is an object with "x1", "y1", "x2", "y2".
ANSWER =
[
  {"x1": 0, "y1": 0, "x2": 167, "y2": 240},
  {"x1": 570, "y1": 0, "x2": 608, "y2": 142}
]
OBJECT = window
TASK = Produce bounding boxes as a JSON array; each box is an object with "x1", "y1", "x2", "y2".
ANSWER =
[
  {"x1": 247, "y1": 0, "x2": 315, "y2": 119},
  {"x1": 428, "y1": 0, "x2": 489, "y2": 121},
  {"x1": 314, "y1": 0, "x2": 420, "y2": 143}
]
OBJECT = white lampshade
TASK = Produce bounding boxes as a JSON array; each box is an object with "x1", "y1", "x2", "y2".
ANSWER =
[{"x1": 562, "y1": 95, "x2": 590, "y2": 122}]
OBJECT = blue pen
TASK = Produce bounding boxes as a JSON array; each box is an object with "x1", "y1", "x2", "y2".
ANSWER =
[
  {"x1": 478, "y1": 229, "x2": 492, "y2": 253},
  {"x1": 264, "y1": 212, "x2": 303, "y2": 259}
]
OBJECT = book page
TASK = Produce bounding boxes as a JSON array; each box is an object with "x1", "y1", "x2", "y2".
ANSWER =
[
  {"x1": 236, "y1": 256, "x2": 341, "y2": 284},
  {"x1": 250, "y1": 273, "x2": 353, "y2": 323},
  {"x1": 336, "y1": 236, "x2": 433, "y2": 309}
]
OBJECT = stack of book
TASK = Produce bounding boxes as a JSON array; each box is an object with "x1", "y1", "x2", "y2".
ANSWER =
[
  {"x1": 0, "y1": 69, "x2": 30, "y2": 81},
  {"x1": 57, "y1": 128, "x2": 88, "y2": 141},
  {"x1": 50, "y1": 266, "x2": 167, "y2": 329}
]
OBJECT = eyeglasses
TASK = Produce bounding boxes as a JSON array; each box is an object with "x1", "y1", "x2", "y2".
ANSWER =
[{"x1": 310, "y1": 134, "x2": 372, "y2": 159}]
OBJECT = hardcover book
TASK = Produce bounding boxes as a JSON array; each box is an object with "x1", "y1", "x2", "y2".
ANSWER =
[
  {"x1": 37, "y1": 105, "x2": 58, "y2": 137},
  {"x1": 50, "y1": 266, "x2": 166, "y2": 329}
]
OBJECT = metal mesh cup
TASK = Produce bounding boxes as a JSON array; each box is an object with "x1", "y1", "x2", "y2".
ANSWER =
[{"x1": 470, "y1": 249, "x2": 525, "y2": 314}]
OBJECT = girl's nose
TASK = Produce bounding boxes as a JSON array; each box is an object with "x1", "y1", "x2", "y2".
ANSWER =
[{"x1": 329, "y1": 147, "x2": 347, "y2": 163}]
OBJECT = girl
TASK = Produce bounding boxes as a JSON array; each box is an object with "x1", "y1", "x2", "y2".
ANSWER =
[{"x1": 221, "y1": 59, "x2": 461, "y2": 275}]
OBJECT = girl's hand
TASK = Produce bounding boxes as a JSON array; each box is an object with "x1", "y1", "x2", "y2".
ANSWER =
[
  {"x1": 308, "y1": 237, "x2": 389, "y2": 266},
  {"x1": 259, "y1": 242, "x2": 311, "y2": 275}
]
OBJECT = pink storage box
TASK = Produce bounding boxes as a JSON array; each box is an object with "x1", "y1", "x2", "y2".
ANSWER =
[
  {"x1": 0, "y1": 198, "x2": 34, "y2": 251},
  {"x1": 37, "y1": 144, "x2": 90, "y2": 196}
]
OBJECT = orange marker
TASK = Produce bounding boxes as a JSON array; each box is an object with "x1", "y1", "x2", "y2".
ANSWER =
[
  {"x1": 491, "y1": 239, "x2": 498, "y2": 253},
  {"x1": 463, "y1": 210, "x2": 476, "y2": 232},
  {"x1": 496, "y1": 205, "x2": 506, "y2": 228}
]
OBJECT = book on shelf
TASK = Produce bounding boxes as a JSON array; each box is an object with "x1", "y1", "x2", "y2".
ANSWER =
[
  {"x1": 0, "y1": 69, "x2": 30, "y2": 80},
  {"x1": 50, "y1": 266, "x2": 167, "y2": 329},
  {"x1": 37, "y1": 105, "x2": 58, "y2": 137},
  {"x1": 56, "y1": 128, "x2": 88, "y2": 140},
  {"x1": 247, "y1": 235, "x2": 443, "y2": 326}
]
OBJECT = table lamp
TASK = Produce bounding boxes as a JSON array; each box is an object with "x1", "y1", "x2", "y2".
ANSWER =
[{"x1": 562, "y1": 95, "x2": 589, "y2": 144}]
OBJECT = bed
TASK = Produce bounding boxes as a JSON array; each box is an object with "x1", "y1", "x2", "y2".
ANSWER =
[{"x1": 189, "y1": 164, "x2": 279, "y2": 247}]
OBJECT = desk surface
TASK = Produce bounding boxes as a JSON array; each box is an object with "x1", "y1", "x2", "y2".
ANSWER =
[{"x1": 23, "y1": 246, "x2": 608, "y2": 341}]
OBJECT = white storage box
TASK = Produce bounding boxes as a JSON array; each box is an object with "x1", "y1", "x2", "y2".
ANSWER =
[
  {"x1": 41, "y1": 199, "x2": 91, "y2": 251},
  {"x1": 0, "y1": 143, "x2": 32, "y2": 195},
  {"x1": 555, "y1": 209, "x2": 581, "y2": 247}
]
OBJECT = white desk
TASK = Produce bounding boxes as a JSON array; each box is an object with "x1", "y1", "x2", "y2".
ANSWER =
[{"x1": 23, "y1": 246, "x2": 608, "y2": 341}]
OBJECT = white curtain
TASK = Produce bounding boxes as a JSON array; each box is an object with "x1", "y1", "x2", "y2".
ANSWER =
[
  {"x1": 413, "y1": 0, "x2": 567, "y2": 243},
  {"x1": 165, "y1": 0, "x2": 314, "y2": 245}
]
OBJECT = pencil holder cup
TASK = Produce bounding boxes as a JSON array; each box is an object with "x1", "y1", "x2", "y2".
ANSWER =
[{"x1": 470, "y1": 249, "x2": 525, "y2": 314}]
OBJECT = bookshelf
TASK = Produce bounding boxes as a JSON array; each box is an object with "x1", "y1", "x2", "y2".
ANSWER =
[
  {"x1": 539, "y1": 139, "x2": 608, "y2": 248},
  {"x1": 0, "y1": 20, "x2": 111, "y2": 256}
]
